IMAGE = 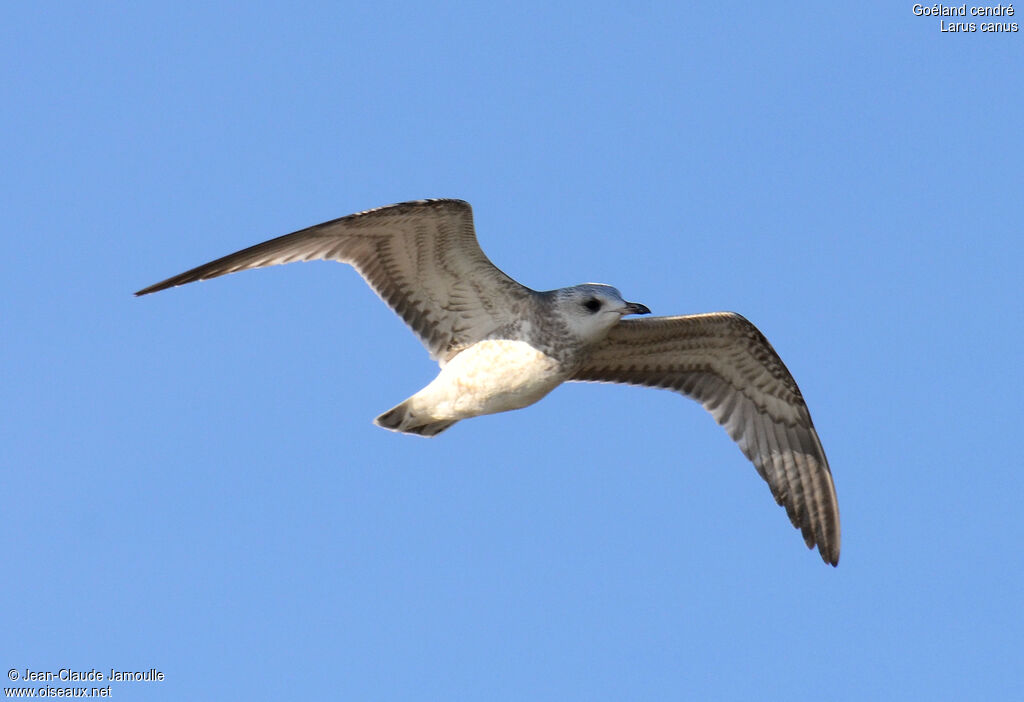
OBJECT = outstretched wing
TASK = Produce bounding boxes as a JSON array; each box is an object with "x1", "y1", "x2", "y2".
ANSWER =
[
  {"x1": 135, "y1": 199, "x2": 532, "y2": 362},
  {"x1": 572, "y1": 312, "x2": 840, "y2": 566}
]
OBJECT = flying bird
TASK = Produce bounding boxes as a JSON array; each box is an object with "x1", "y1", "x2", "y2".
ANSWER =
[{"x1": 136, "y1": 199, "x2": 840, "y2": 565}]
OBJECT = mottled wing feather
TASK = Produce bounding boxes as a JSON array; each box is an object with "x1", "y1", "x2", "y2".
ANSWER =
[
  {"x1": 572, "y1": 312, "x2": 840, "y2": 565},
  {"x1": 135, "y1": 199, "x2": 531, "y2": 361}
]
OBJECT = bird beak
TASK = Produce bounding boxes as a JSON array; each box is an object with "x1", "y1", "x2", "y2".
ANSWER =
[{"x1": 623, "y1": 302, "x2": 651, "y2": 316}]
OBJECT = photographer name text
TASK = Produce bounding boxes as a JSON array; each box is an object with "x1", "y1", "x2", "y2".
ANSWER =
[{"x1": 15, "y1": 669, "x2": 163, "y2": 683}]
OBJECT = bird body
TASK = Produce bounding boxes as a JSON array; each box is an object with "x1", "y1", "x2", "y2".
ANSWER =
[
  {"x1": 376, "y1": 339, "x2": 564, "y2": 436},
  {"x1": 137, "y1": 198, "x2": 841, "y2": 565},
  {"x1": 374, "y1": 283, "x2": 649, "y2": 435}
]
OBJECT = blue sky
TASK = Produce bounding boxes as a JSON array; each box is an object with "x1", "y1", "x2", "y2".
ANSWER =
[{"x1": 3, "y1": 2, "x2": 1022, "y2": 700}]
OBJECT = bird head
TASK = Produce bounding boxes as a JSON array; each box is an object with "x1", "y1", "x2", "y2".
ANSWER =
[{"x1": 552, "y1": 283, "x2": 650, "y2": 343}]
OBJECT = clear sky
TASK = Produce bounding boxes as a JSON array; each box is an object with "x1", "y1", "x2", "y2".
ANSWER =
[{"x1": 3, "y1": 3, "x2": 1022, "y2": 700}]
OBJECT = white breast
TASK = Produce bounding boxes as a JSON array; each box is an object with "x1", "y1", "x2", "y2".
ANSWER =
[{"x1": 410, "y1": 339, "x2": 565, "y2": 420}]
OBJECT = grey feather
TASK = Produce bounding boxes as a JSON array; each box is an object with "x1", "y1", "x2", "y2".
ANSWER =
[
  {"x1": 572, "y1": 312, "x2": 840, "y2": 566},
  {"x1": 135, "y1": 199, "x2": 532, "y2": 363}
]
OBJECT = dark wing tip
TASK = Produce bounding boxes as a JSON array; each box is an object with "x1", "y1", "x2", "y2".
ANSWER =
[
  {"x1": 134, "y1": 284, "x2": 160, "y2": 297},
  {"x1": 809, "y1": 504, "x2": 840, "y2": 567},
  {"x1": 135, "y1": 284, "x2": 161, "y2": 297},
  {"x1": 134, "y1": 273, "x2": 199, "y2": 297},
  {"x1": 813, "y1": 530, "x2": 840, "y2": 566}
]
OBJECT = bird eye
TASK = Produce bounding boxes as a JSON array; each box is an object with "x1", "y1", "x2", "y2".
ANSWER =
[{"x1": 583, "y1": 298, "x2": 601, "y2": 313}]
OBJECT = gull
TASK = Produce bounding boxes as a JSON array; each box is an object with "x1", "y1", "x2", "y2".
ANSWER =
[{"x1": 136, "y1": 199, "x2": 840, "y2": 565}]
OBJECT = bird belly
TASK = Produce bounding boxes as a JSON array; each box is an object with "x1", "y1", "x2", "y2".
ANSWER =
[{"x1": 410, "y1": 339, "x2": 565, "y2": 420}]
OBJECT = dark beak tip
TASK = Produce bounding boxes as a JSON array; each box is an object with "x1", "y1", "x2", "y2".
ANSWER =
[{"x1": 628, "y1": 302, "x2": 651, "y2": 316}]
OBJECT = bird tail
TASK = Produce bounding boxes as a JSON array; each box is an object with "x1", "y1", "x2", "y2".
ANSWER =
[{"x1": 374, "y1": 400, "x2": 458, "y2": 437}]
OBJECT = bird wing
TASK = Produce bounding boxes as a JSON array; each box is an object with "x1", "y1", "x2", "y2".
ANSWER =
[
  {"x1": 135, "y1": 199, "x2": 532, "y2": 362},
  {"x1": 571, "y1": 312, "x2": 840, "y2": 565}
]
